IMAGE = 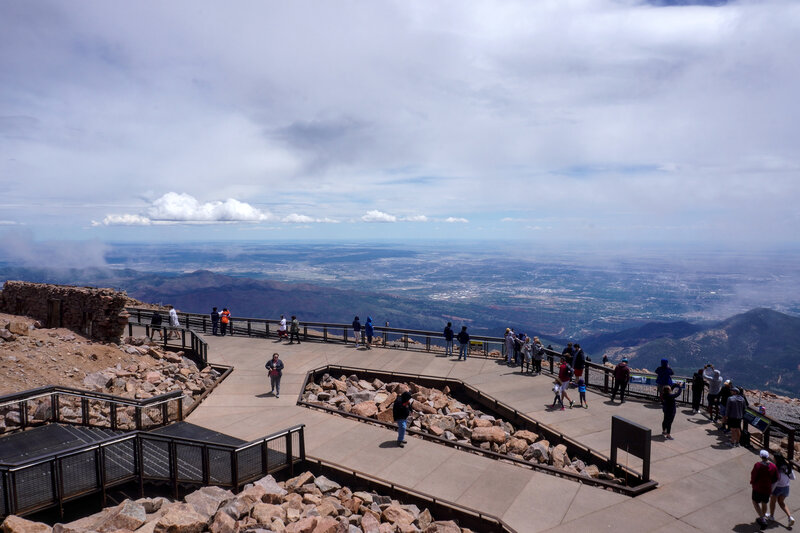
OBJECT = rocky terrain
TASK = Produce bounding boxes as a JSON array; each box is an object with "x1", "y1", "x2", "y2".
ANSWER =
[
  {"x1": 0, "y1": 471, "x2": 471, "y2": 533},
  {"x1": 302, "y1": 373, "x2": 620, "y2": 483},
  {"x1": 0, "y1": 313, "x2": 220, "y2": 431}
]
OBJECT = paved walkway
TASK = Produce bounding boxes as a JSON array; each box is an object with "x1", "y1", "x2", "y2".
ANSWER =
[{"x1": 188, "y1": 335, "x2": 798, "y2": 532}]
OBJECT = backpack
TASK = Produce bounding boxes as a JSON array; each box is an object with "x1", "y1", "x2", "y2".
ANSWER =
[{"x1": 564, "y1": 364, "x2": 574, "y2": 379}]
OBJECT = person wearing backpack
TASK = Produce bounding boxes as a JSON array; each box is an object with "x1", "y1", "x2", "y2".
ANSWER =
[
  {"x1": 532, "y1": 336, "x2": 545, "y2": 375},
  {"x1": 558, "y1": 356, "x2": 575, "y2": 409},
  {"x1": 392, "y1": 391, "x2": 413, "y2": 447},
  {"x1": 265, "y1": 352, "x2": 284, "y2": 398}
]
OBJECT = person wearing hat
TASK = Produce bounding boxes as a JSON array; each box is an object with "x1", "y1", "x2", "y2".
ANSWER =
[
  {"x1": 610, "y1": 358, "x2": 631, "y2": 403},
  {"x1": 751, "y1": 450, "x2": 779, "y2": 527},
  {"x1": 392, "y1": 391, "x2": 413, "y2": 447}
]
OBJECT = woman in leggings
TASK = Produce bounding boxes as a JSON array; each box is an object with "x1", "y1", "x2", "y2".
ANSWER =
[{"x1": 661, "y1": 382, "x2": 684, "y2": 440}]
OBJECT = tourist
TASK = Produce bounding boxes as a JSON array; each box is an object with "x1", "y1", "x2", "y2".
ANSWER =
[
  {"x1": 767, "y1": 453, "x2": 796, "y2": 527},
  {"x1": 514, "y1": 331, "x2": 524, "y2": 365},
  {"x1": 265, "y1": 352, "x2": 284, "y2": 398},
  {"x1": 578, "y1": 377, "x2": 588, "y2": 409},
  {"x1": 602, "y1": 354, "x2": 609, "y2": 365},
  {"x1": 220, "y1": 308, "x2": 231, "y2": 336},
  {"x1": 392, "y1": 391, "x2": 413, "y2": 447},
  {"x1": 660, "y1": 382, "x2": 683, "y2": 439},
  {"x1": 562, "y1": 342, "x2": 574, "y2": 367},
  {"x1": 521, "y1": 334, "x2": 532, "y2": 373},
  {"x1": 168, "y1": 305, "x2": 180, "y2": 339},
  {"x1": 654, "y1": 358, "x2": 674, "y2": 399},
  {"x1": 751, "y1": 450, "x2": 779, "y2": 527},
  {"x1": 610, "y1": 358, "x2": 630, "y2": 403},
  {"x1": 150, "y1": 309, "x2": 163, "y2": 340},
  {"x1": 457, "y1": 326, "x2": 470, "y2": 360},
  {"x1": 352, "y1": 316, "x2": 361, "y2": 347},
  {"x1": 704, "y1": 365, "x2": 723, "y2": 420},
  {"x1": 690, "y1": 368, "x2": 706, "y2": 414},
  {"x1": 210, "y1": 307, "x2": 220, "y2": 336},
  {"x1": 532, "y1": 336, "x2": 544, "y2": 375},
  {"x1": 724, "y1": 386, "x2": 746, "y2": 447},
  {"x1": 504, "y1": 328, "x2": 515, "y2": 366},
  {"x1": 278, "y1": 315, "x2": 288, "y2": 340},
  {"x1": 288, "y1": 315, "x2": 301, "y2": 344},
  {"x1": 552, "y1": 379, "x2": 564, "y2": 409},
  {"x1": 443, "y1": 322, "x2": 454, "y2": 357},
  {"x1": 558, "y1": 357, "x2": 574, "y2": 409},
  {"x1": 364, "y1": 316, "x2": 374, "y2": 349},
  {"x1": 718, "y1": 380, "x2": 733, "y2": 433},
  {"x1": 573, "y1": 343, "x2": 587, "y2": 380}
]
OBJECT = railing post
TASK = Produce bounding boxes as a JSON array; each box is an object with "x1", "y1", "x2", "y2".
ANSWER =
[
  {"x1": 286, "y1": 431, "x2": 294, "y2": 477},
  {"x1": 81, "y1": 398, "x2": 89, "y2": 426},
  {"x1": 181, "y1": 329, "x2": 186, "y2": 348},
  {"x1": 110, "y1": 403, "x2": 117, "y2": 430},
  {"x1": 426, "y1": 336, "x2": 430, "y2": 352},
  {"x1": 128, "y1": 323, "x2": 133, "y2": 337},
  {"x1": 266, "y1": 321, "x2": 270, "y2": 339},
  {"x1": 303, "y1": 325, "x2": 308, "y2": 341},
  {"x1": 169, "y1": 441, "x2": 178, "y2": 499},
  {"x1": 161, "y1": 402, "x2": 168, "y2": 426},
  {"x1": 604, "y1": 369, "x2": 610, "y2": 393},
  {"x1": 202, "y1": 316, "x2": 207, "y2": 333},
  {"x1": 549, "y1": 355, "x2": 554, "y2": 374},
  {"x1": 344, "y1": 328, "x2": 348, "y2": 344},
  {"x1": 404, "y1": 334, "x2": 408, "y2": 350},
  {"x1": 51, "y1": 393, "x2": 59, "y2": 423},
  {"x1": 298, "y1": 426, "x2": 306, "y2": 462},
  {"x1": 97, "y1": 447, "x2": 107, "y2": 508},
  {"x1": 261, "y1": 440, "x2": 269, "y2": 475},
  {"x1": 177, "y1": 396, "x2": 184, "y2": 421},
  {"x1": 383, "y1": 329, "x2": 388, "y2": 346},
  {"x1": 484, "y1": 342, "x2": 488, "y2": 357},
  {"x1": 323, "y1": 327, "x2": 327, "y2": 342},
  {"x1": 231, "y1": 450, "x2": 239, "y2": 491},
  {"x1": 247, "y1": 320, "x2": 252, "y2": 337},
  {"x1": 135, "y1": 406, "x2": 142, "y2": 431},
  {"x1": 55, "y1": 458, "x2": 64, "y2": 519},
  {"x1": 202, "y1": 445, "x2": 210, "y2": 485}
]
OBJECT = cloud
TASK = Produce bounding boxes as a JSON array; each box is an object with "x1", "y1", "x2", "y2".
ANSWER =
[
  {"x1": 0, "y1": 220, "x2": 20, "y2": 225},
  {"x1": 0, "y1": 228, "x2": 109, "y2": 268},
  {"x1": 403, "y1": 215, "x2": 429, "y2": 222},
  {"x1": 444, "y1": 217, "x2": 469, "y2": 223},
  {"x1": 361, "y1": 210, "x2": 397, "y2": 223},
  {"x1": 96, "y1": 192, "x2": 273, "y2": 226},
  {"x1": 282, "y1": 213, "x2": 339, "y2": 224}
]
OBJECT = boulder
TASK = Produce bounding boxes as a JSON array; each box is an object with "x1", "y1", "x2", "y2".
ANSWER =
[
  {"x1": 375, "y1": 409, "x2": 395, "y2": 424},
  {"x1": 551, "y1": 444, "x2": 569, "y2": 469},
  {"x1": 154, "y1": 503, "x2": 208, "y2": 533},
  {"x1": 581, "y1": 465, "x2": 601, "y2": 478},
  {"x1": 381, "y1": 505, "x2": 414, "y2": 526},
  {"x1": 416, "y1": 509, "x2": 433, "y2": 530},
  {"x1": 94, "y1": 500, "x2": 147, "y2": 532},
  {"x1": 424, "y1": 521, "x2": 460, "y2": 533},
  {"x1": 313, "y1": 476, "x2": 341, "y2": 494},
  {"x1": 84, "y1": 371, "x2": 112, "y2": 391},
  {"x1": 285, "y1": 517, "x2": 318, "y2": 533},
  {"x1": 523, "y1": 442, "x2": 549, "y2": 464},
  {"x1": 184, "y1": 486, "x2": 234, "y2": 520},
  {"x1": 350, "y1": 402, "x2": 378, "y2": 418},
  {"x1": 513, "y1": 430, "x2": 538, "y2": 444},
  {"x1": 1, "y1": 515, "x2": 52, "y2": 533},
  {"x1": 360, "y1": 513, "x2": 380, "y2": 533},
  {"x1": 471, "y1": 418, "x2": 493, "y2": 428},
  {"x1": 209, "y1": 511, "x2": 237, "y2": 533},
  {"x1": 285, "y1": 472, "x2": 315, "y2": 492},
  {"x1": 470, "y1": 426, "x2": 506, "y2": 444},
  {"x1": 7, "y1": 322, "x2": 29, "y2": 336},
  {"x1": 506, "y1": 438, "x2": 529, "y2": 455},
  {"x1": 311, "y1": 516, "x2": 341, "y2": 533},
  {"x1": 252, "y1": 503, "x2": 287, "y2": 524}
]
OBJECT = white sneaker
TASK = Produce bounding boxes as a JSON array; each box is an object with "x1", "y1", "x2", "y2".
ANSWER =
[
  {"x1": 788, "y1": 516, "x2": 795, "y2": 527},
  {"x1": 764, "y1": 513, "x2": 771, "y2": 521}
]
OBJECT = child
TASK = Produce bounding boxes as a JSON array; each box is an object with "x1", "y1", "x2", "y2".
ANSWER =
[
  {"x1": 578, "y1": 378, "x2": 588, "y2": 408},
  {"x1": 552, "y1": 380, "x2": 564, "y2": 409}
]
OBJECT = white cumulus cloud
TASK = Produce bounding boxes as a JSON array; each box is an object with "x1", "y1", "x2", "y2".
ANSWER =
[
  {"x1": 445, "y1": 217, "x2": 469, "y2": 223},
  {"x1": 96, "y1": 193, "x2": 273, "y2": 226},
  {"x1": 96, "y1": 214, "x2": 152, "y2": 226},
  {"x1": 361, "y1": 210, "x2": 397, "y2": 223},
  {"x1": 403, "y1": 215, "x2": 429, "y2": 222}
]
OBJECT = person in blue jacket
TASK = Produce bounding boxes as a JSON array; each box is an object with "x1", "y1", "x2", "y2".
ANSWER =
[
  {"x1": 655, "y1": 358, "x2": 674, "y2": 398},
  {"x1": 364, "y1": 317, "x2": 374, "y2": 350}
]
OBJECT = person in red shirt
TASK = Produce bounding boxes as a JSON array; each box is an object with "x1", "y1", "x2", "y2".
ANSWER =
[
  {"x1": 557, "y1": 357, "x2": 575, "y2": 409},
  {"x1": 751, "y1": 450, "x2": 779, "y2": 527}
]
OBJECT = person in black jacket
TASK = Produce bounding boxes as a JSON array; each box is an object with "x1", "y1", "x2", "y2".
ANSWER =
[
  {"x1": 150, "y1": 310, "x2": 163, "y2": 340},
  {"x1": 265, "y1": 353, "x2": 285, "y2": 398},
  {"x1": 210, "y1": 307, "x2": 220, "y2": 336},
  {"x1": 691, "y1": 368, "x2": 707, "y2": 414},
  {"x1": 392, "y1": 391, "x2": 413, "y2": 447},
  {"x1": 443, "y1": 322, "x2": 454, "y2": 357},
  {"x1": 661, "y1": 382, "x2": 684, "y2": 439},
  {"x1": 457, "y1": 326, "x2": 470, "y2": 361}
]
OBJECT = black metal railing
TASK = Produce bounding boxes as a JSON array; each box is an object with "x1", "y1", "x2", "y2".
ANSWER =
[
  {"x1": 0, "y1": 386, "x2": 185, "y2": 435},
  {"x1": 0, "y1": 424, "x2": 305, "y2": 518},
  {"x1": 124, "y1": 317, "x2": 208, "y2": 366}
]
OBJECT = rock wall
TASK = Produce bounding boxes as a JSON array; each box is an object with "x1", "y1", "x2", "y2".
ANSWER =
[{"x1": 0, "y1": 281, "x2": 129, "y2": 343}]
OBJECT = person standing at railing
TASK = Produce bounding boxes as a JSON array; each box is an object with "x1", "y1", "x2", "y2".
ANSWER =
[
  {"x1": 150, "y1": 310, "x2": 163, "y2": 340},
  {"x1": 562, "y1": 342, "x2": 574, "y2": 367},
  {"x1": 532, "y1": 336, "x2": 544, "y2": 375},
  {"x1": 364, "y1": 317, "x2": 374, "y2": 349},
  {"x1": 211, "y1": 307, "x2": 220, "y2": 336},
  {"x1": 278, "y1": 315, "x2": 288, "y2": 340},
  {"x1": 690, "y1": 368, "x2": 707, "y2": 414},
  {"x1": 443, "y1": 322, "x2": 454, "y2": 357},
  {"x1": 703, "y1": 365, "x2": 723, "y2": 420},
  {"x1": 289, "y1": 315, "x2": 301, "y2": 344},
  {"x1": 504, "y1": 328, "x2": 515, "y2": 366},
  {"x1": 610, "y1": 358, "x2": 630, "y2": 403},
  {"x1": 724, "y1": 387, "x2": 746, "y2": 448},
  {"x1": 220, "y1": 308, "x2": 231, "y2": 336},
  {"x1": 660, "y1": 382, "x2": 684, "y2": 439},
  {"x1": 265, "y1": 352, "x2": 284, "y2": 398},
  {"x1": 352, "y1": 316, "x2": 362, "y2": 348},
  {"x1": 654, "y1": 358, "x2": 674, "y2": 399},
  {"x1": 168, "y1": 305, "x2": 180, "y2": 339},
  {"x1": 573, "y1": 343, "x2": 588, "y2": 381},
  {"x1": 457, "y1": 326, "x2": 470, "y2": 360},
  {"x1": 521, "y1": 334, "x2": 532, "y2": 374}
]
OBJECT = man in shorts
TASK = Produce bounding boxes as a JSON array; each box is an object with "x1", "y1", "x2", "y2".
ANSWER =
[
  {"x1": 557, "y1": 357, "x2": 575, "y2": 409},
  {"x1": 724, "y1": 387, "x2": 746, "y2": 447},
  {"x1": 751, "y1": 450, "x2": 778, "y2": 527}
]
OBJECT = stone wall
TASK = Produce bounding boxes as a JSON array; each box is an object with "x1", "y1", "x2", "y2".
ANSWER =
[{"x1": 0, "y1": 281, "x2": 129, "y2": 343}]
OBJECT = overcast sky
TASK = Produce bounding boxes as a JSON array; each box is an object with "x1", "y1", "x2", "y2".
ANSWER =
[{"x1": 1, "y1": 0, "x2": 799, "y2": 248}]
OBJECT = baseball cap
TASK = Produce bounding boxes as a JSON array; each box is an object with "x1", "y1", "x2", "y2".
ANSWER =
[{"x1": 760, "y1": 450, "x2": 769, "y2": 459}]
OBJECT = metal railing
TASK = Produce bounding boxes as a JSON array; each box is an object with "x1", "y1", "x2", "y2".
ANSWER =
[
  {"x1": 0, "y1": 386, "x2": 185, "y2": 435},
  {"x1": 0, "y1": 424, "x2": 305, "y2": 518},
  {"x1": 124, "y1": 316, "x2": 208, "y2": 366}
]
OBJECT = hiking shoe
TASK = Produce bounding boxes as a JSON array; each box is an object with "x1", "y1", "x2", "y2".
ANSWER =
[
  {"x1": 398, "y1": 441, "x2": 405, "y2": 447},
  {"x1": 787, "y1": 516, "x2": 794, "y2": 527},
  {"x1": 569, "y1": 400, "x2": 574, "y2": 408}
]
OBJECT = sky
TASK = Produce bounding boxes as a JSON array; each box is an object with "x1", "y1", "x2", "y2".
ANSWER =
[{"x1": 1, "y1": 0, "x2": 799, "y2": 248}]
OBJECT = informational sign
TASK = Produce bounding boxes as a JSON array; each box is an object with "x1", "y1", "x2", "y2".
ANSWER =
[
  {"x1": 628, "y1": 374, "x2": 685, "y2": 387},
  {"x1": 744, "y1": 407, "x2": 771, "y2": 432}
]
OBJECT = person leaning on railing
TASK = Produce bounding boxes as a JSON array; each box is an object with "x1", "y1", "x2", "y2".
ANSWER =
[{"x1": 610, "y1": 358, "x2": 631, "y2": 403}]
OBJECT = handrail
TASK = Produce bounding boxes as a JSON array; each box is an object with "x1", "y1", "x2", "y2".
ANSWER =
[{"x1": 0, "y1": 385, "x2": 183, "y2": 408}]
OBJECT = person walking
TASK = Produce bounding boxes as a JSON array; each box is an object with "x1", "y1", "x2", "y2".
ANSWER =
[
  {"x1": 210, "y1": 307, "x2": 220, "y2": 336},
  {"x1": 168, "y1": 305, "x2": 180, "y2": 339},
  {"x1": 767, "y1": 453, "x2": 796, "y2": 527},
  {"x1": 265, "y1": 353, "x2": 284, "y2": 398},
  {"x1": 654, "y1": 358, "x2": 674, "y2": 399},
  {"x1": 751, "y1": 450, "x2": 779, "y2": 527},
  {"x1": 220, "y1": 308, "x2": 231, "y2": 336},
  {"x1": 724, "y1": 386, "x2": 746, "y2": 447},
  {"x1": 661, "y1": 382, "x2": 684, "y2": 439},
  {"x1": 392, "y1": 391, "x2": 413, "y2": 447},
  {"x1": 558, "y1": 357, "x2": 574, "y2": 409},
  {"x1": 288, "y1": 315, "x2": 301, "y2": 344},
  {"x1": 352, "y1": 316, "x2": 362, "y2": 348},
  {"x1": 532, "y1": 336, "x2": 544, "y2": 375},
  {"x1": 610, "y1": 358, "x2": 630, "y2": 403},
  {"x1": 457, "y1": 326, "x2": 470, "y2": 360},
  {"x1": 690, "y1": 368, "x2": 706, "y2": 414},
  {"x1": 703, "y1": 365, "x2": 723, "y2": 420},
  {"x1": 443, "y1": 322, "x2": 454, "y2": 357},
  {"x1": 364, "y1": 317, "x2": 374, "y2": 349},
  {"x1": 150, "y1": 310, "x2": 163, "y2": 340},
  {"x1": 278, "y1": 315, "x2": 288, "y2": 340}
]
